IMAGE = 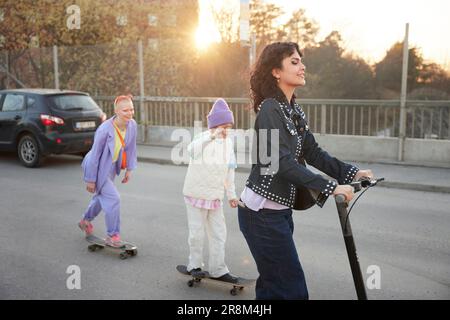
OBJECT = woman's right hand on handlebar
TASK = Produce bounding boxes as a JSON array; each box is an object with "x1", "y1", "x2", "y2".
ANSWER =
[{"x1": 333, "y1": 185, "x2": 354, "y2": 202}]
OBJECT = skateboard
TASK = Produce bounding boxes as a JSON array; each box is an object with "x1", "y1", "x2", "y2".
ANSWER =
[
  {"x1": 85, "y1": 234, "x2": 138, "y2": 260},
  {"x1": 176, "y1": 265, "x2": 255, "y2": 296}
]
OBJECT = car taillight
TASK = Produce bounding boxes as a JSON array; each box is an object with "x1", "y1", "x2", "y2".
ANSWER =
[
  {"x1": 100, "y1": 112, "x2": 107, "y2": 122},
  {"x1": 40, "y1": 114, "x2": 65, "y2": 126}
]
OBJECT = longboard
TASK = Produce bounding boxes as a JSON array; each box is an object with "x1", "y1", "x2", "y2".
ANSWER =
[
  {"x1": 86, "y1": 234, "x2": 138, "y2": 260},
  {"x1": 176, "y1": 265, "x2": 255, "y2": 296}
]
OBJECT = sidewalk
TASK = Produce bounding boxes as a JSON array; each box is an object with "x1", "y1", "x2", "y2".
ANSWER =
[{"x1": 137, "y1": 144, "x2": 450, "y2": 194}]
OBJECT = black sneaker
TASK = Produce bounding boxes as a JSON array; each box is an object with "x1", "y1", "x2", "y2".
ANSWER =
[
  {"x1": 189, "y1": 268, "x2": 206, "y2": 278},
  {"x1": 210, "y1": 273, "x2": 239, "y2": 284}
]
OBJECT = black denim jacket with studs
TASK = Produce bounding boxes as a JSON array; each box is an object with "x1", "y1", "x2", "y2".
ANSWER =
[{"x1": 246, "y1": 95, "x2": 359, "y2": 209}]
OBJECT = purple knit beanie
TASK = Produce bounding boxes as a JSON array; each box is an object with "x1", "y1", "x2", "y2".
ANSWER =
[{"x1": 207, "y1": 98, "x2": 234, "y2": 129}]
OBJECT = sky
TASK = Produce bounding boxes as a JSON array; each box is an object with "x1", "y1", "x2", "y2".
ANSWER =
[
  {"x1": 272, "y1": 0, "x2": 450, "y2": 69},
  {"x1": 196, "y1": 0, "x2": 450, "y2": 69}
]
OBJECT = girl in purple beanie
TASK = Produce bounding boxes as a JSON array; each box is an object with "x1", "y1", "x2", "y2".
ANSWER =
[{"x1": 181, "y1": 98, "x2": 240, "y2": 283}]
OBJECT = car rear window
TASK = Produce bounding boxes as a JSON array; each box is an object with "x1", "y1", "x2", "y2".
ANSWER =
[
  {"x1": 2, "y1": 94, "x2": 25, "y2": 111},
  {"x1": 49, "y1": 94, "x2": 100, "y2": 111}
]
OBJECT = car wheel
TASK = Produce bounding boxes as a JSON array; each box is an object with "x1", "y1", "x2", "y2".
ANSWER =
[{"x1": 17, "y1": 135, "x2": 43, "y2": 168}]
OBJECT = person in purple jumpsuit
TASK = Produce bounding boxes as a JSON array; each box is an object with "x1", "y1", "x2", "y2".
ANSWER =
[{"x1": 78, "y1": 95, "x2": 137, "y2": 247}]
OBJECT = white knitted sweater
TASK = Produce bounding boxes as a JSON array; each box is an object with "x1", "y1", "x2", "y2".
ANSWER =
[{"x1": 182, "y1": 131, "x2": 237, "y2": 201}]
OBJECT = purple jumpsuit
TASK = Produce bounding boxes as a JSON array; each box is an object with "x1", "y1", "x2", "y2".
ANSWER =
[{"x1": 81, "y1": 117, "x2": 137, "y2": 236}]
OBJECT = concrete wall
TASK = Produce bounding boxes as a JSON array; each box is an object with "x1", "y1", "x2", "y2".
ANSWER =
[
  {"x1": 138, "y1": 125, "x2": 450, "y2": 166},
  {"x1": 315, "y1": 134, "x2": 450, "y2": 165},
  {"x1": 315, "y1": 135, "x2": 398, "y2": 162},
  {"x1": 404, "y1": 138, "x2": 450, "y2": 164}
]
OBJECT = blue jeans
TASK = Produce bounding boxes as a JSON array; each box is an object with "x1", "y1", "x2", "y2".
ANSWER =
[{"x1": 238, "y1": 205, "x2": 309, "y2": 300}]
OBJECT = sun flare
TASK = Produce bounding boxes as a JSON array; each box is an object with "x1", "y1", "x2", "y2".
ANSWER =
[
  {"x1": 195, "y1": 0, "x2": 222, "y2": 50},
  {"x1": 195, "y1": 24, "x2": 221, "y2": 51}
]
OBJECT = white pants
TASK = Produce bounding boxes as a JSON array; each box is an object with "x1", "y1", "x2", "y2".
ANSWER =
[{"x1": 186, "y1": 203, "x2": 229, "y2": 278}]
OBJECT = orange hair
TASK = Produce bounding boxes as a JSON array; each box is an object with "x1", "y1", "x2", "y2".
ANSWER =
[{"x1": 114, "y1": 94, "x2": 133, "y2": 109}]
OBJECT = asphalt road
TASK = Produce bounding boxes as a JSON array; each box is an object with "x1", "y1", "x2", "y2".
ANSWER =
[{"x1": 0, "y1": 153, "x2": 449, "y2": 300}]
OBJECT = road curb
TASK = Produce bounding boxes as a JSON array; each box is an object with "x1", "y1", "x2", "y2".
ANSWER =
[{"x1": 137, "y1": 156, "x2": 450, "y2": 194}]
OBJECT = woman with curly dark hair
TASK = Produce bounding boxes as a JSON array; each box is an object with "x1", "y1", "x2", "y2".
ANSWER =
[{"x1": 238, "y1": 42, "x2": 374, "y2": 299}]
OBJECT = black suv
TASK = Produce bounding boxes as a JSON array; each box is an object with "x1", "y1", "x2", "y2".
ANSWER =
[{"x1": 0, "y1": 89, "x2": 106, "y2": 167}]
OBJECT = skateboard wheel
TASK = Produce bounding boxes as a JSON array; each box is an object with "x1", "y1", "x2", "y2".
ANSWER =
[
  {"x1": 187, "y1": 280, "x2": 194, "y2": 287},
  {"x1": 128, "y1": 249, "x2": 137, "y2": 256},
  {"x1": 88, "y1": 245, "x2": 97, "y2": 252},
  {"x1": 230, "y1": 288, "x2": 238, "y2": 296},
  {"x1": 119, "y1": 252, "x2": 129, "y2": 260}
]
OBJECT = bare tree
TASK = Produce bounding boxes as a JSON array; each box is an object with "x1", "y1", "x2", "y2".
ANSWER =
[
  {"x1": 250, "y1": 0, "x2": 284, "y2": 54},
  {"x1": 282, "y1": 9, "x2": 319, "y2": 48},
  {"x1": 209, "y1": 1, "x2": 239, "y2": 44}
]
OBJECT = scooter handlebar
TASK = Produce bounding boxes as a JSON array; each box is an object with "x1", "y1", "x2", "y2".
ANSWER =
[
  {"x1": 335, "y1": 194, "x2": 347, "y2": 203},
  {"x1": 334, "y1": 177, "x2": 385, "y2": 202},
  {"x1": 350, "y1": 177, "x2": 385, "y2": 192}
]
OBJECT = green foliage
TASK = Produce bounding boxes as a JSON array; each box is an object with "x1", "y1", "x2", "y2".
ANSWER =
[
  {"x1": 300, "y1": 31, "x2": 377, "y2": 99},
  {"x1": 0, "y1": 0, "x2": 198, "y2": 96},
  {"x1": 250, "y1": 0, "x2": 284, "y2": 55},
  {"x1": 0, "y1": 1, "x2": 448, "y2": 100},
  {"x1": 375, "y1": 42, "x2": 422, "y2": 93},
  {"x1": 188, "y1": 42, "x2": 249, "y2": 97}
]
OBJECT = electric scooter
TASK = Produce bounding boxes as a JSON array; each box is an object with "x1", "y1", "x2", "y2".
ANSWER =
[{"x1": 334, "y1": 177, "x2": 385, "y2": 300}]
